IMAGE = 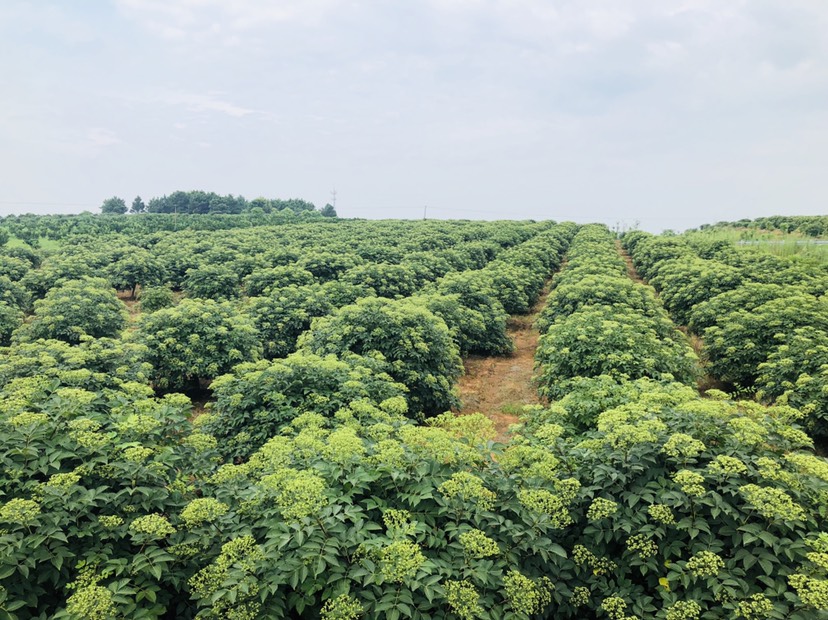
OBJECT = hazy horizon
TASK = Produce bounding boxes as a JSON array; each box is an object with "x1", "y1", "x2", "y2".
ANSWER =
[{"x1": 2, "y1": 1, "x2": 827, "y2": 232}]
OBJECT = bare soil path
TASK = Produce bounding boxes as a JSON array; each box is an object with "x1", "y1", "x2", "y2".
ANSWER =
[{"x1": 455, "y1": 282, "x2": 552, "y2": 442}]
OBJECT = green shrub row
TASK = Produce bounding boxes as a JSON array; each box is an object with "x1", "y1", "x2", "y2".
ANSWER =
[
  {"x1": 622, "y1": 232, "x2": 828, "y2": 438},
  {"x1": 535, "y1": 225, "x2": 698, "y2": 402}
]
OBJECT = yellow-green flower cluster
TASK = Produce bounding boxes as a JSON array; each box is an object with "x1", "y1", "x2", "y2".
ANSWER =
[
  {"x1": 189, "y1": 536, "x2": 264, "y2": 618},
  {"x1": 459, "y1": 529, "x2": 499, "y2": 558},
  {"x1": 122, "y1": 446, "x2": 155, "y2": 462},
  {"x1": 627, "y1": 534, "x2": 658, "y2": 559},
  {"x1": 728, "y1": 417, "x2": 767, "y2": 446},
  {"x1": 383, "y1": 509, "x2": 416, "y2": 537},
  {"x1": 115, "y1": 413, "x2": 162, "y2": 435},
  {"x1": 66, "y1": 584, "x2": 116, "y2": 620},
  {"x1": 377, "y1": 540, "x2": 425, "y2": 583},
  {"x1": 789, "y1": 574, "x2": 828, "y2": 609},
  {"x1": 517, "y1": 489, "x2": 574, "y2": 528},
  {"x1": 322, "y1": 427, "x2": 366, "y2": 465},
  {"x1": 739, "y1": 484, "x2": 806, "y2": 521},
  {"x1": 183, "y1": 432, "x2": 218, "y2": 453},
  {"x1": 368, "y1": 439, "x2": 407, "y2": 469},
  {"x1": 647, "y1": 504, "x2": 675, "y2": 525},
  {"x1": 601, "y1": 596, "x2": 637, "y2": 620},
  {"x1": 438, "y1": 472, "x2": 496, "y2": 511},
  {"x1": 662, "y1": 433, "x2": 706, "y2": 459},
  {"x1": 570, "y1": 586, "x2": 589, "y2": 606},
  {"x1": 775, "y1": 424, "x2": 812, "y2": 448},
  {"x1": 321, "y1": 594, "x2": 363, "y2": 620},
  {"x1": 246, "y1": 436, "x2": 292, "y2": 474},
  {"x1": 587, "y1": 497, "x2": 618, "y2": 521},
  {"x1": 755, "y1": 458, "x2": 798, "y2": 488},
  {"x1": 444, "y1": 580, "x2": 483, "y2": 620},
  {"x1": 98, "y1": 515, "x2": 123, "y2": 529},
  {"x1": 673, "y1": 470, "x2": 705, "y2": 497},
  {"x1": 180, "y1": 498, "x2": 229, "y2": 528},
  {"x1": 686, "y1": 550, "x2": 724, "y2": 578},
  {"x1": 786, "y1": 453, "x2": 828, "y2": 483},
  {"x1": 0, "y1": 498, "x2": 41, "y2": 525},
  {"x1": 503, "y1": 570, "x2": 553, "y2": 616},
  {"x1": 430, "y1": 411, "x2": 496, "y2": 444},
  {"x1": 734, "y1": 593, "x2": 774, "y2": 619},
  {"x1": 46, "y1": 472, "x2": 81, "y2": 489},
  {"x1": 665, "y1": 600, "x2": 701, "y2": 620},
  {"x1": 707, "y1": 455, "x2": 748, "y2": 477},
  {"x1": 399, "y1": 426, "x2": 478, "y2": 466},
  {"x1": 8, "y1": 412, "x2": 48, "y2": 428},
  {"x1": 70, "y1": 430, "x2": 109, "y2": 450},
  {"x1": 128, "y1": 513, "x2": 176, "y2": 539},
  {"x1": 807, "y1": 552, "x2": 828, "y2": 570},
  {"x1": 500, "y1": 445, "x2": 560, "y2": 481},
  {"x1": 573, "y1": 544, "x2": 617, "y2": 576},
  {"x1": 534, "y1": 422, "x2": 566, "y2": 443},
  {"x1": 260, "y1": 468, "x2": 328, "y2": 522}
]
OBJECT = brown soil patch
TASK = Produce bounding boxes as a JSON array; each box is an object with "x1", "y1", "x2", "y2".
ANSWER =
[
  {"x1": 615, "y1": 240, "x2": 645, "y2": 284},
  {"x1": 455, "y1": 284, "x2": 551, "y2": 442}
]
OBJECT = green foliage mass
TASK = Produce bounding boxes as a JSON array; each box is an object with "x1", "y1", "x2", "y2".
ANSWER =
[
  {"x1": 138, "y1": 286, "x2": 175, "y2": 313},
  {"x1": 0, "y1": 301, "x2": 23, "y2": 346},
  {"x1": 242, "y1": 266, "x2": 315, "y2": 296},
  {"x1": 299, "y1": 297, "x2": 463, "y2": 417},
  {"x1": 703, "y1": 294, "x2": 828, "y2": 387},
  {"x1": 243, "y1": 285, "x2": 333, "y2": 359},
  {"x1": 649, "y1": 257, "x2": 744, "y2": 326},
  {"x1": 14, "y1": 277, "x2": 127, "y2": 344},
  {"x1": 132, "y1": 299, "x2": 262, "y2": 390},
  {"x1": 183, "y1": 265, "x2": 240, "y2": 300},
  {"x1": 756, "y1": 326, "x2": 828, "y2": 438},
  {"x1": 206, "y1": 352, "x2": 407, "y2": 458},
  {"x1": 536, "y1": 305, "x2": 698, "y2": 399}
]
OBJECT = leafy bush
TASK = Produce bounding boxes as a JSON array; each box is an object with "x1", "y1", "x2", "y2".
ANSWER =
[
  {"x1": 649, "y1": 258, "x2": 744, "y2": 325},
  {"x1": 299, "y1": 251, "x2": 362, "y2": 281},
  {"x1": 132, "y1": 299, "x2": 262, "y2": 390},
  {"x1": 687, "y1": 283, "x2": 794, "y2": 333},
  {"x1": 536, "y1": 274, "x2": 662, "y2": 334},
  {"x1": 434, "y1": 271, "x2": 513, "y2": 356},
  {"x1": 106, "y1": 248, "x2": 167, "y2": 298},
  {"x1": 0, "y1": 337, "x2": 151, "y2": 393},
  {"x1": 0, "y1": 275, "x2": 30, "y2": 311},
  {"x1": 138, "y1": 286, "x2": 175, "y2": 313},
  {"x1": 244, "y1": 285, "x2": 333, "y2": 359},
  {"x1": 340, "y1": 262, "x2": 420, "y2": 299},
  {"x1": 14, "y1": 277, "x2": 126, "y2": 344},
  {"x1": 756, "y1": 326, "x2": 828, "y2": 438},
  {"x1": 535, "y1": 305, "x2": 698, "y2": 399},
  {"x1": 183, "y1": 265, "x2": 240, "y2": 300},
  {"x1": 299, "y1": 297, "x2": 463, "y2": 416},
  {"x1": 206, "y1": 352, "x2": 407, "y2": 458},
  {"x1": 242, "y1": 266, "x2": 315, "y2": 297},
  {"x1": 511, "y1": 389, "x2": 828, "y2": 620},
  {"x1": 0, "y1": 301, "x2": 23, "y2": 346},
  {"x1": 703, "y1": 294, "x2": 828, "y2": 387},
  {"x1": 0, "y1": 386, "x2": 217, "y2": 619},
  {"x1": 0, "y1": 255, "x2": 30, "y2": 281}
]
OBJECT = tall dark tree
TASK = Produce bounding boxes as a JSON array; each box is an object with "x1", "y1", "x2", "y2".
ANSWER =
[
  {"x1": 130, "y1": 196, "x2": 147, "y2": 214},
  {"x1": 100, "y1": 196, "x2": 127, "y2": 215},
  {"x1": 320, "y1": 203, "x2": 337, "y2": 217}
]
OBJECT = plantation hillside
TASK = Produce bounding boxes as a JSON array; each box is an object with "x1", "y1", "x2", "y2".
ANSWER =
[{"x1": 0, "y1": 215, "x2": 827, "y2": 619}]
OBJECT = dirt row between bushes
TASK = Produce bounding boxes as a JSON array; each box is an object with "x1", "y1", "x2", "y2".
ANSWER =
[{"x1": 454, "y1": 282, "x2": 553, "y2": 442}]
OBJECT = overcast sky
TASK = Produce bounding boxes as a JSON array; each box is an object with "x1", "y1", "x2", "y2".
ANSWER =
[{"x1": 1, "y1": 1, "x2": 826, "y2": 231}]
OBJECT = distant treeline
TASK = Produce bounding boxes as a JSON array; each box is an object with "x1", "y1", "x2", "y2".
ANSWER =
[
  {"x1": 145, "y1": 192, "x2": 320, "y2": 215},
  {"x1": 99, "y1": 190, "x2": 335, "y2": 217},
  {"x1": 699, "y1": 215, "x2": 827, "y2": 237}
]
